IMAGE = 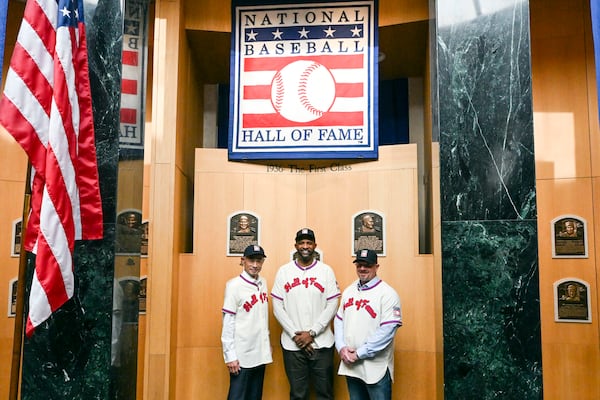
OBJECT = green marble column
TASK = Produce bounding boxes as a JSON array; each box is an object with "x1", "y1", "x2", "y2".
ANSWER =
[
  {"x1": 433, "y1": 0, "x2": 542, "y2": 398},
  {"x1": 19, "y1": 0, "x2": 128, "y2": 399}
]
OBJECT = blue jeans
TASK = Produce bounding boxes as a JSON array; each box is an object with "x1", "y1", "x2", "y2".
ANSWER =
[
  {"x1": 282, "y1": 347, "x2": 334, "y2": 400},
  {"x1": 345, "y1": 368, "x2": 392, "y2": 400},
  {"x1": 227, "y1": 364, "x2": 266, "y2": 400}
]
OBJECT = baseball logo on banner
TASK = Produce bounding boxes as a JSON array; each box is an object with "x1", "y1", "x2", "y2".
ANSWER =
[{"x1": 229, "y1": 0, "x2": 378, "y2": 160}]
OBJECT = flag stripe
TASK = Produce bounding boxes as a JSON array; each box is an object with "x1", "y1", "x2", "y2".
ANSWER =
[
  {"x1": 27, "y1": 273, "x2": 51, "y2": 330},
  {"x1": 74, "y1": 9, "x2": 103, "y2": 239},
  {"x1": 10, "y1": 39, "x2": 54, "y2": 113},
  {"x1": 0, "y1": 92, "x2": 47, "y2": 169}
]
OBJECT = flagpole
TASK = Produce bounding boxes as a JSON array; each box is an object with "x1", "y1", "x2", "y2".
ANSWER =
[{"x1": 9, "y1": 161, "x2": 32, "y2": 400}]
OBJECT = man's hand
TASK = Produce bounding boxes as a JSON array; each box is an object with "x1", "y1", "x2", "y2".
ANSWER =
[
  {"x1": 293, "y1": 331, "x2": 314, "y2": 350},
  {"x1": 339, "y1": 346, "x2": 358, "y2": 364},
  {"x1": 226, "y1": 360, "x2": 241, "y2": 375},
  {"x1": 303, "y1": 343, "x2": 315, "y2": 356}
]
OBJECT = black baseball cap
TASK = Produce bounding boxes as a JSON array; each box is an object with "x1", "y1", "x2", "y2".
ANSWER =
[
  {"x1": 243, "y1": 245, "x2": 266, "y2": 258},
  {"x1": 353, "y1": 249, "x2": 377, "y2": 265},
  {"x1": 295, "y1": 228, "x2": 316, "y2": 242}
]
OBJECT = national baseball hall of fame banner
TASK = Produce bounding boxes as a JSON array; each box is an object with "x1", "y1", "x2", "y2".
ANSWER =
[
  {"x1": 120, "y1": 0, "x2": 150, "y2": 152},
  {"x1": 229, "y1": 0, "x2": 378, "y2": 160}
]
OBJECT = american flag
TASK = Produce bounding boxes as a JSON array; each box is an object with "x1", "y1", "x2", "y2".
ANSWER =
[{"x1": 0, "y1": 0, "x2": 103, "y2": 336}]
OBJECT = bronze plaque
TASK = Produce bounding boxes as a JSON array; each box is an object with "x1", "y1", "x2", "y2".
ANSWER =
[
  {"x1": 228, "y1": 212, "x2": 259, "y2": 255},
  {"x1": 116, "y1": 210, "x2": 143, "y2": 254},
  {"x1": 12, "y1": 219, "x2": 22, "y2": 257},
  {"x1": 553, "y1": 216, "x2": 587, "y2": 258},
  {"x1": 10, "y1": 280, "x2": 17, "y2": 317},
  {"x1": 141, "y1": 221, "x2": 149, "y2": 257},
  {"x1": 139, "y1": 276, "x2": 147, "y2": 313},
  {"x1": 555, "y1": 280, "x2": 590, "y2": 322},
  {"x1": 353, "y1": 211, "x2": 385, "y2": 255}
]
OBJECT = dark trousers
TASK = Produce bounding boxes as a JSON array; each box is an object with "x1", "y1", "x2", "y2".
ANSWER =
[
  {"x1": 227, "y1": 364, "x2": 266, "y2": 400},
  {"x1": 282, "y1": 346, "x2": 334, "y2": 400},
  {"x1": 345, "y1": 369, "x2": 392, "y2": 400}
]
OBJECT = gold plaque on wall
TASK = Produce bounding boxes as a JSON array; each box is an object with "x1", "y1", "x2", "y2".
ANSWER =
[
  {"x1": 11, "y1": 218, "x2": 22, "y2": 258},
  {"x1": 551, "y1": 215, "x2": 587, "y2": 258},
  {"x1": 228, "y1": 211, "x2": 259, "y2": 256},
  {"x1": 554, "y1": 278, "x2": 591, "y2": 323},
  {"x1": 352, "y1": 210, "x2": 385, "y2": 256}
]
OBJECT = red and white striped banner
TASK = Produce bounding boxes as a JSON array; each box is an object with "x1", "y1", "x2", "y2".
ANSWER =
[{"x1": 119, "y1": 0, "x2": 148, "y2": 150}]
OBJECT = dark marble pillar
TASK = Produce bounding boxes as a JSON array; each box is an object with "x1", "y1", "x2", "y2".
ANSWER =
[
  {"x1": 433, "y1": 0, "x2": 542, "y2": 398},
  {"x1": 20, "y1": 0, "x2": 123, "y2": 399}
]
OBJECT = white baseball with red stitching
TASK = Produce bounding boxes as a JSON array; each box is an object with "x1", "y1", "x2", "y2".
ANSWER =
[{"x1": 271, "y1": 60, "x2": 336, "y2": 123}]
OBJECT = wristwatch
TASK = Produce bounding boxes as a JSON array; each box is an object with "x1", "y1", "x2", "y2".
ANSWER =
[{"x1": 309, "y1": 330, "x2": 316, "y2": 338}]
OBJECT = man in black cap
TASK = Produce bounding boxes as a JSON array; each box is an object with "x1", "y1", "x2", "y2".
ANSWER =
[
  {"x1": 221, "y1": 245, "x2": 272, "y2": 400},
  {"x1": 334, "y1": 249, "x2": 402, "y2": 400},
  {"x1": 271, "y1": 228, "x2": 340, "y2": 400}
]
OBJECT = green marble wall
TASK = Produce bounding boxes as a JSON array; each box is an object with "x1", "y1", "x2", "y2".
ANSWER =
[
  {"x1": 433, "y1": 0, "x2": 543, "y2": 398},
  {"x1": 20, "y1": 0, "x2": 124, "y2": 398}
]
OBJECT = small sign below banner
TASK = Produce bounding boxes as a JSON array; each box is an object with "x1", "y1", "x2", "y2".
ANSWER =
[{"x1": 229, "y1": 0, "x2": 378, "y2": 160}]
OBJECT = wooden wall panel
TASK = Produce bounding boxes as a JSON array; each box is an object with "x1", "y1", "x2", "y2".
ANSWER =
[
  {"x1": 117, "y1": 160, "x2": 145, "y2": 211},
  {"x1": 536, "y1": 179, "x2": 597, "y2": 342},
  {"x1": 594, "y1": 178, "x2": 600, "y2": 326},
  {"x1": 176, "y1": 145, "x2": 439, "y2": 399},
  {"x1": 530, "y1": 1, "x2": 600, "y2": 397},
  {"x1": 0, "y1": 179, "x2": 25, "y2": 400},
  {"x1": 531, "y1": 34, "x2": 592, "y2": 180},
  {"x1": 394, "y1": 350, "x2": 438, "y2": 399},
  {"x1": 0, "y1": 128, "x2": 27, "y2": 182},
  {"x1": 583, "y1": 2, "x2": 600, "y2": 179},
  {"x1": 184, "y1": 0, "x2": 429, "y2": 32},
  {"x1": 542, "y1": 343, "x2": 600, "y2": 400}
]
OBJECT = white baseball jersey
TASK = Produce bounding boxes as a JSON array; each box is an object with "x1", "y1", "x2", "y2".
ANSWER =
[
  {"x1": 336, "y1": 278, "x2": 402, "y2": 384},
  {"x1": 221, "y1": 271, "x2": 272, "y2": 368},
  {"x1": 271, "y1": 259, "x2": 340, "y2": 350}
]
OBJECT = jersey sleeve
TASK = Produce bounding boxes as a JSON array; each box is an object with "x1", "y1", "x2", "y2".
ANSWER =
[
  {"x1": 270, "y1": 268, "x2": 285, "y2": 300},
  {"x1": 325, "y1": 265, "x2": 341, "y2": 301},
  {"x1": 380, "y1": 288, "x2": 402, "y2": 326},
  {"x1": 222, "y1": 280, "x2": 238, "y2": 315}
]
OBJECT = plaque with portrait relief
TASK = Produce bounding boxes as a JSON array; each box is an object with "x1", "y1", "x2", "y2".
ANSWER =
[
  {"x1": 551, "y1": 215, "x2": 587, "y2": 258},
  {"x1": 139, "y1": 276, "x2": 147, "y2": 314},
  {"x1": 228, "y1": 211, "x2": 259, "y2": 256},
  {"x1": 8, "y1": 278, "x2": 17, "y2": 317},
  {"x1": 116, "y1": 209, "x2": 143, "y2": 254},
  {"x1": 554, "y1": 278, "x2": 591, "y2": 323},
  {"x1": 11, "y1": 218, "x2": 22, "y2": 257},
  {"x1": 352, "y1": 210, "x2": 385, "y2": 256},
  {"x1": 141, "y1": 220, "x2": 149, "y2": 257}
]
